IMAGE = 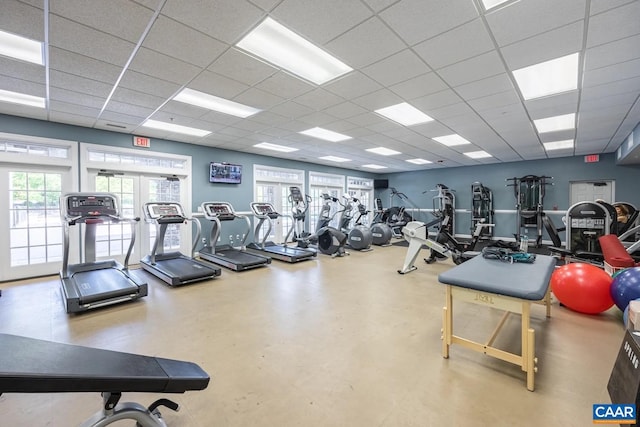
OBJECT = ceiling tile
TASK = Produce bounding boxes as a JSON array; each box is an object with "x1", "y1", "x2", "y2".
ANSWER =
[
  {"x1": 413, "y1": 18, "x2": 494, "y2": 70},
  {"x1": 324, "y1": 72, "x2": 383, "y2": 100},
  {"x1": 454, "y1": 73, "x2": 514, "y2": 100},
  {"x1": 590, "y1": 0, "x2": 636, "y2": 15},
  {"x1": 585, "y1": 34, "x2": 640, "y2": 71},
  {"x1": 389, "y1": 72, "x2": 449, "y2": 100},
  {"x1": 325, "y1": 17, "x2": 407, "y2": 69},
  {"x1": 587, "y1": 1, "x2": 640, "y2": 47},
  {"x1": 254, "y1": 72, "x2": 315, "y2": 99},
  {"x1": 48, "y1": 47, "x2": 121, "y2": 83},
  {"x1": 142, "y1": 15, "x2": 228, "y2": 68},
  {"x1": 128, "y1": 47, "x2": 201, "y2": 85},
  {"x1": 188, "y1": 70, "x2": 251, "y2": 99},
  {"x1": 0, "y1": 0, "x2": 44, "y2": 40},
  {"x1": 500, "y1": 21, "x2": 584, "y2": 70},
  {"x1": 380, "y1": 0, "x2": 479, "y2": 46},
  {"x1": 160, "y1": 0, "x2": 264, "y2": 44},
  {"x1": 351, "y1": 90, "x2": 405, "y2": 113},
  {"x1": 437, "y1": 51, "x2": 505, "y2": 87},
  {"x1": 49, "y1": 87, "x2": 104, "y2": 109},
  {"x1": 583, "y1": 58, "x2": 640, "y2": 88},
  {"x1": 0, "y1": 57, "x2": 45, "y2": 85},
  {"x1": 293, "y1": 88, "x2": 345, "y2": 110},
  {"x1": 362, "y1": 49, "x2": 431, "y2": 87},
  {"x1": 272, "y1": 0, "x2": 372, "y2": 45},
  {"x1": 119, "y1": 70, "x2": 181, "y2": 99},
  {"x1": 0, "y1": 75, "x2": 45, "y2": 96},
  {"x1": 49, "y1": 69, "x2": 112, "y2": 97},
  {"x1": 49, "y1": 15, "x2": 135, "y2": 66},
  {"x1": 485, "y1": 0, "x2": 586, "y2": 47},
  {"x1": 50, "y1": 0, "x2": 154, "y2": 43}
]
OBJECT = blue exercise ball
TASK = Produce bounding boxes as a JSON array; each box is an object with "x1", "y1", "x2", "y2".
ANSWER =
[{"x1": 611, "y1": 267, "x2": 640, "y2": 311}]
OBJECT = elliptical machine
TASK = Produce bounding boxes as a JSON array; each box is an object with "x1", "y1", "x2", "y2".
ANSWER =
[
  {"x1": 339, "y1": 195, "x2": 373, "y2": 251},
  {"x1": 288, "y1": 186, "x2": 313, "y2": 248},
  {"x1": 289, "y1": 188, "x2": 348, "y2": 257},
  {"x1": 370, "y1": 198, "x2": 393, "y2": 246}
]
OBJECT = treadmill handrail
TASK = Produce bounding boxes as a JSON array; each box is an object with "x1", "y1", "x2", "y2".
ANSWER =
[{"x1": 144, "y1": 202, "x2": 202, "y2": 263}]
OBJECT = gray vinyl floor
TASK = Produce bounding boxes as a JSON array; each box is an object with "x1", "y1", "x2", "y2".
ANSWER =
[{"x1": 0, "y1": 244, "x2": 624, "y2": 426}]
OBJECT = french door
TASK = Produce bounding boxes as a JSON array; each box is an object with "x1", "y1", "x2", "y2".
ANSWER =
[
  {"x1": 255, "y1": 182, "x2": 292, "y2": 243},
  {"x1": 84, "y1": 171, "x2": 187, "y2": 264}
]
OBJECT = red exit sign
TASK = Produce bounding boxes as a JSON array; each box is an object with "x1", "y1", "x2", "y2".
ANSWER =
[
  {"x1": 584, "y1": 154, "x2": 599, "y2": 163},
  {"x1": 133, "y1": 136, "x2": 150, "y2": 148}
]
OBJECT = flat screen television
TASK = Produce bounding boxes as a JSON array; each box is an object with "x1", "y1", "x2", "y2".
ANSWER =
[
  {"x1": 374, "y1": 179, "x2": 389, "y2": 189},
  {"x1": 209, "y1": 162, "x2": 242, "y2": 184}
]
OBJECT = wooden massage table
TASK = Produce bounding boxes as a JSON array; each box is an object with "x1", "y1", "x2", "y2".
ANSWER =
[{"x1": 438, "y1": 254, "x2": 555, "y2": 391}]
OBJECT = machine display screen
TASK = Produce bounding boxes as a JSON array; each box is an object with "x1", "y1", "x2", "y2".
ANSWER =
[
  {"x1": 147, "y1": 203, "x2": 183, "y2": 219},
  {"x1": 65, "y1": 194, "x2": 118, "y2": 217}
]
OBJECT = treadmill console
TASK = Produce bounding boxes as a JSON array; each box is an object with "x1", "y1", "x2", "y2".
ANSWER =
[
  {"x1": 63, "y1": 193, "x2": 119, "y2": 219},
  {"x1": 144, "y1": 203, "x2": 186, "y2": 222},
  {"x1": 202, "y1": 202, "x2": 236, "y2": 221},
  {"x1": 250, "y1": 202, "x2": 279, "y2": 219}
]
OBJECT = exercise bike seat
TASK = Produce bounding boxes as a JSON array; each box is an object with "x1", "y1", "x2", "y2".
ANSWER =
[{"x1": 0, "y1": 333, "x2": 210, "y2": 394}]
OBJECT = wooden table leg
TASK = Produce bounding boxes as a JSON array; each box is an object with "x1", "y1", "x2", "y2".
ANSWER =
[{"x1": 442, "y1": 285, "x2": 452, "y2": 358}]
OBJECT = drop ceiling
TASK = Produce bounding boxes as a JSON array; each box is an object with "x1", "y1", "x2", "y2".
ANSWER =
[{"x1": 0, "y1": 0, "x2": 639, "y2": 172}]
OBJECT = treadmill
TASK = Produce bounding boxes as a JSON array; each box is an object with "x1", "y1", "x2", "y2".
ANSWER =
[
  {"x1": 60, "y1": 192, "x2": 148, "y2": 314},
  {"x1": 199, "y1": 201, "x2": 271, "y2": 271},
  {"x1": 141, "y1": 202, "x2": 221, "y2": 286},
  {"x1": 246, "y1": 202, "x2": 316, "y2": 263}
]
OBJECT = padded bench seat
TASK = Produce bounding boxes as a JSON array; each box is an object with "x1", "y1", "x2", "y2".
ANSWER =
[{"x1": 0, "y1": 333, "x2": 209, "y2": 393}]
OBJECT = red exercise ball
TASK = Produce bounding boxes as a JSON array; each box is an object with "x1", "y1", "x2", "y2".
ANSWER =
[{"x1": 551, "y1": 263, "x2": 614, "y2": 314}]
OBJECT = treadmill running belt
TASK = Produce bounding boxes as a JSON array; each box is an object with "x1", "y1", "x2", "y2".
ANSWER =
[
  {"x1": 155, "y1": 258, "x2": 218, "y2": 280},
  {"x1": 71, "y1": 269, "x2": 139, "y2": 304}
]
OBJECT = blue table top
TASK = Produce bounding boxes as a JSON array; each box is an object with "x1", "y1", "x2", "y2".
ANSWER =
[{"x1": 438, "y1": 254, "x2": 556, "y2": 300}]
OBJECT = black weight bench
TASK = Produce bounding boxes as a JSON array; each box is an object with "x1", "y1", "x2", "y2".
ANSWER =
[{"x1": 0, "y1": 333, "x2": 210, "y2": 426}]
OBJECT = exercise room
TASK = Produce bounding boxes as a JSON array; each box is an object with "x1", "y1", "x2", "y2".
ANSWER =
[{"x1": 1, "y1": 0, "x2": 640, "y2": 426}]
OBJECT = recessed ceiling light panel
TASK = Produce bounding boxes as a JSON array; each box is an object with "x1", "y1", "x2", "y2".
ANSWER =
[
  {"x1": 464, "y1": 150, "x2": 492, "y2": 159},
  {"x1": 406, "y1": 158, "x2": 432, "y2": 165},
  {"x1": 533, "y1": 113, "x2": 576, "y2": 133},
  {"x1": 366, "y1": 147, "x2": 401, "y2": 156},
  {"x1": 236, "y1": 17, "x2": 352, "y2": 85},
  {"x1": 254, "y1": 142, "x2": 298, "y2": 152},
  {"x1": 362, "y1": 164, "x2": 387, "y2": 169},
  {"x1": 433, "y1": 134, "x2": 471, "y2": 147},
  {"x1": 543, "y1": 139, "x2": 574, "y2": 151},
  {"x1": 299, "y1": 127, "x2": 351, "y2": 142},
  {"x1": 375, "y1": 102, "x2": 434, "y2": 126},
  {"x1": 0, "y1": 89, "x2": 45, "y2": 108},
  {"x1": 142, "y1": 119, "x2": 211, "y2": 137},
  {"x1": 319, "y1": 155, "x2": 351, "y2": 162},
  {"x1": 0, "y1": 30, "x2": 43, "y2": 65},
  {"x1": 513, "y1": 53, "x2": 579, "y2": 100},
  {"x1": 174, "y1": 88, "x2": 261, "y2": 118}
]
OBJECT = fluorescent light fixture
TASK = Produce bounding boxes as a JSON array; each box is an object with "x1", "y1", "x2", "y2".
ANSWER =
[
  {"x1": 513, "y1": 53, "x2": 579, "y2": 100},
  {"x1": 482, "y1": 0, "x2": 510, "y2": 10},
  {"x1": 362, "y1": 164, "x2": 387, "y2": 169},
  {"x1": 406, "y1": 158, "x2": 432, "y2": 165},
  {"x1": 375, "y1": 102, "x2": 434, "y2": 126},
  {"x1": 236, "y1": 17, "x2": 352, "y2": 85},
  {"x1": 174, "y1": 88, "x2": 260, "y2": 118},
  {"x1": 253, "y1": 142, "x2": 298, "y2": 152},
  {"x1": 0, "y1": 89, "x2": 45, "y2": 108},
  {"x1": 464, "y1": 150, "x2": 492, "y2": 159},
  {"x1": 0, "y1": 30, "x2": 43, "y2": 65},
  {"x1": 543, "y1": 139, "x2": 574, "y2": 151},
  {"x1": 366, "y1": 147, "x2": 401, "y2": 156},
  {"x1": 299, "y1": 127, "x2": 351, "y2": 142},
  {"x1": 142, "y1": 119, "x2": 211, "y2": 137},
  {"x1": 433, "y1": 134, "x2": 471, "y2": 147},
  {"x1": 534, "y1": 113, "x2": 576, "y2": 133},
  {"x1": 319, "y1": 155, "x2": 351, "y2": 162}
]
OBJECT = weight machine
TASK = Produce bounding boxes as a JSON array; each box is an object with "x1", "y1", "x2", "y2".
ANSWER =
[
  {"x1": 506, "y1": 175, "x2": 552, "y2": 247},
  {"x1": 471, "y1": 182, "x2": 493, "y2": 239}
]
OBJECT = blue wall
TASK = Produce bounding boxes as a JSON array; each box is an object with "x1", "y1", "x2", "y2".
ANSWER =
[
  {"x1": 3, "y1": 113, "x2": 640, "y2": 244},
  {"x1": 377, "y1": 154, "x2": 640, "y2": 242}
]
